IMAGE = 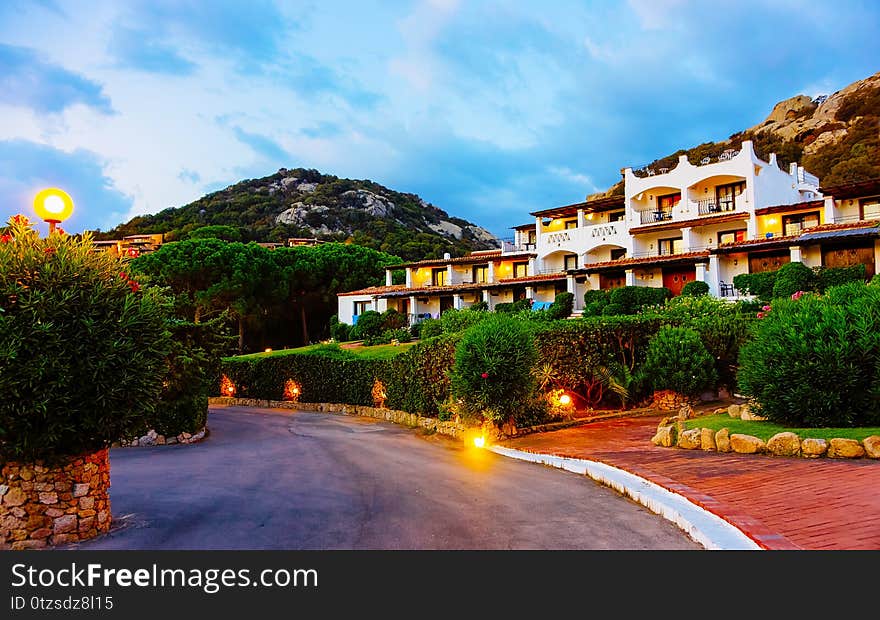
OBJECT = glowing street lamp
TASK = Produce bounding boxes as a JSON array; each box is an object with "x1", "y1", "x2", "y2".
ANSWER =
[{"x1": 33, "y1": 188, "x2": 74, "y2": 234}]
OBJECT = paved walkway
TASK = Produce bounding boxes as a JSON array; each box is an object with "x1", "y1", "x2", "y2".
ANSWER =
[{"x1": 502, "y1": 415, "x2": 880, "y2": 550}]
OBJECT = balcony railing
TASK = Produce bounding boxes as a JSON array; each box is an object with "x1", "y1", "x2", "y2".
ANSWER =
[
  {"x1": 639, "y1": 209, "x2": 673, "y2": 225},
  {"x1": 697, "y1": 198, "x2": 737, "y2": 216},
  {"x1": 502, "y1": 239, "x2": 536, "y2": 253}
]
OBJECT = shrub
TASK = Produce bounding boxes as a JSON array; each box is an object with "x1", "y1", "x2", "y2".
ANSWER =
[
  {"x1": 814, "y1": 264, "x2": 866, "y2": 292},
  {"x1": 772, "y1": 261, "x2": 816, "y2": 299},
  {"x1": 495, "y1": 299, "x2": 532, "y2": 313},
  {"x1": 451, "y1": 316, "x2": 539, "y2": 424},
  {"x1": 681, "y1": 280, "x2": 709, "y2": 297},
  {"x1": 547, "y1": 291, "x2": 574, "y2": 320},
  {"x1": 871, "y1": 273, "x2": 880, "y2": 287},
  {"x1": 419, "y1": 318, "x2": 442, "y2": 338},
  {"x1": 438, "y1": 307, "x2": 491, "y2": 334},
  {"x1": 602, "y1": 303, "x2": 625, "y2": 316},
  {"x1": 409, "y1": 321, "x2": 423, "y2": 339},
  {"x1": 533, "y1": 316, "x2": 664, "y2": 407},
  {"x1": 583, "y1": 289, "x2": 610, "y2": 316},
  {"x1": 381, "y1": 328, "x2": 412, "y2": 343},
  {"x1": 643, "y1": 326, "x2": 717, "y2": 397},
  {"x1": 609, "y1": 286, "x2": 670, "y2": 314},
  {"x1": 737, "y1": 282, "x2": 880, "y2": 427},
  {"x1": 385, "y1": 334, "x2": 461, "y2": 416},
  {"x1": 329, "y1": 315, "x2": 353, "y2": 342},
  {"x1": 154, "y1": 314, "x2": 233, "y2": 437},
  {"x1": 353, "y1": 310, "x2": 383, "y2": 343},
  {"x1": 0, "y1": 217, "x2": 171, "y2": 461},
  {"x1": 469, "y1": 300, "x2": 489, "y2": 312},
  {"x1": 380, "y1": 308, "x2": 407, "y2": 330},
  {"x1": 733, "y1": 271, "x2": 777, "y2": 301}
]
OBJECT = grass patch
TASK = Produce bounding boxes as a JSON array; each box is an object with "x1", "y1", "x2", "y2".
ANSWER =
[
  {"x1": 229, "y1": 341, "x2": 417, "y2": 361},
  {"x1": 685, "y1": 414, "x2": 880, "y2": 442}
]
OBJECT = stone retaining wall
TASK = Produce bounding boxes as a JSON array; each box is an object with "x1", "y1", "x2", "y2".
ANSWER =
[
  {"x1": 114, "y1": 427, "x2": 208, "y2": 448},
  {"x1": 1, "y1": 449, "x2": 111, "y2": 550},
  {"x1": 652, "y1": 390, "x2": 696, "y2": 411}
]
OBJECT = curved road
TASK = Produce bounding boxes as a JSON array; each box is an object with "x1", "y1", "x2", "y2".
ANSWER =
[{"x1": 76, "y1": 407, "x2": 700, "y2": 550}]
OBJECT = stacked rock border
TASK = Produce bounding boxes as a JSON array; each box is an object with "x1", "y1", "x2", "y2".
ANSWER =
[
  {"x1": 652, "y1": 403, "x2": 880, "y2": 459},
  {"x1": 113, "y1": 427, "x2": 208, "y2": 448}
]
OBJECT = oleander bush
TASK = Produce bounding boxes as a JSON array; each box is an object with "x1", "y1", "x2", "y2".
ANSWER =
[
  {"x1": 0, "y1": 216, "x2": 171, "y2": 461},
  {"x1": 737, "y1": 282, "x2": 880, "y2": 427},
  {"x1": 450, "y1": 315, "x2": 540, "y2": 424}
]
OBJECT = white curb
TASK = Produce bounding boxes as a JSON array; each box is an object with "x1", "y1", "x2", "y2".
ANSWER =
[{"x1": 489, "y1": 446, "x2": 762, "y2": 551}]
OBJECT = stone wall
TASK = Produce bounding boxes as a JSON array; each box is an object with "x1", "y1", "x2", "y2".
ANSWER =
[
  {"x1": 1, "y1": 449, "x2": 111, "y2": 550},
  {"x1": 652, "y1": 390, "x2": 696, "y2": 411},
  {"x1": 115, "y1": 427, "x2": 208, "y2": 448}
]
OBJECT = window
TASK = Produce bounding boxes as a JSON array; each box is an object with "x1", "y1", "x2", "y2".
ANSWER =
[
  {"x1": 658, "y1": 237, "x2": 683, "y2": 256},
  {"x1": 608, "y1": 210, "x2": 625, "y2": 222},
  {"x1": 716, "y1": 182, "x2": 745, "y2": 211},
  {"x1": 564, "y1": 219, "x2": 578, "y2": 229},
  {"x1": 432, "y1": 267, "x2": 447, "y2": 286},
  {"x1": 783, "y1": 211, "x2": 820, "y2": 236},
  {"x1": 861, "y1": 198, "x2": 880, "y2": 221},
  {"x1": 354, "y1": 300, "x2": 371, "y2": 316},
  {"x1": 610, "y1": 248, "x2": 627, "y2": 261},
  {"x1": 513, "y1": 261, "x2": 529, "y2": 278},
  {"x1": 563, "y1": 254, "x2": 578, "y2": 270},
  {"x1": 717, "y1": 229, "x2": 747, "y2": 245},
  {"x1": 527, "y1": 230, "x2": 537, "y2": 244},
  {"x1": 472, "y1": 264, "x2": 489, "y2": 284}
]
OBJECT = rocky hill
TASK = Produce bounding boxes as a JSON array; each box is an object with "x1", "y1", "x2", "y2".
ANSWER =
[
  {"x1": 97, "y1": 168, "x2": 499, "y2": 261},
  {"x1": 590, "y1": 70, "x2": 880, "y2": 199}
]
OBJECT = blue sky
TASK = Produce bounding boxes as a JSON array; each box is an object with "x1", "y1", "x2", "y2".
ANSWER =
[{"x1": 1, "y1": 0, "x2": 878, "y2": 238}]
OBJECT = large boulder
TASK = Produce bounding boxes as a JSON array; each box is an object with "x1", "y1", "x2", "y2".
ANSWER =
[
  {"x1": 801, "y1": 438, "x2": 828, "y2": 458},
  {"x1": 727, "y1": 404, "x2": 741, "y2": 419},
  {"x1": 828, "y1": 438, "x2": 865, "y2": 459},
  {"x1": 715, "y1": 428, "x2": 731, "y2": 452},
  {"x1": 767, "y1": 432, "x2": 801, "y2": 457},
  {"x1": 730, "y1": 434, "x2": 766, "y2": 454},
  {"x1": 863, "y1": 436, "x2": 880, "y2": 459},
  {"x1": 701, "y1": 428, "x2": 717, "y2": 451},
  {"x1": 677, "y1": 428, "x2": 702, "y2": 449},
  {"x1": 651, "y1": 425, "x2": 678, "y2": 448}
]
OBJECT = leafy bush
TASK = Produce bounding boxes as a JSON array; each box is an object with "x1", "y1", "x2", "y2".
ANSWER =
[
  {"x1": 733, "y1": 271, "x2": 777, "y2": 301},
  {"x1": 385, "y1": 334, "x2": 460, "y2": 416},
  {"x1": 583, "y1": 289, "x2": 610, "y2": 316},
  {"x1": 737, "y1": 282, "x2": 880, "y2": 427},
  {"x1": 419, "y1": 318, "x2": 442, "y2": 338},
  {"x1": 329, "y1": 315, "x2": 353, "y2": 342},
  {"x1": 643, "y1": 326, "x2": 717, "y2": 397},
  {"x1": 495, "y1": 299, "x2": 532, "y2": 313},
  {"x1": 409, "y1": 321, "x2": 423, "y2": 339},
  {"x1": 438, "y1": 307, "x2": 491, "y2": 334},
  {"x1": 772, "y1": 261, "x2": 816, "y2": 299},
  {"x1": 380, "y1": 308, "x2": 407, "y2": 330},
  {"x1": 608, "y1": 286, "x2": 670, "y2": 314},
  {"x1": 154, "y1": 314, "x2": 233, "y2": 436},
  {"x1": 533, "y1": 316, "x2": 664, "y2": 407},
  {"x1": 547, "y1": 292, "x2": 574, "y2": 320},
  {"x1": 814, "y1": 264, "x2": 866, "y2": 292},
  {"x1": 681, "y1": 280, "x2": 709, "y2": 297},
  {"x1": 469, "y1": 300, "x2": 489, "y2": 312},
  {"x1": 353, "y1": 310, "x2": 384, "y2": 344},
  {"x1": 451, "y1": 316, "x2": 539, "y2": 424},
  {"x1": 381, "y1": 328, "x2": 412, "y2": 343},
  {"x1": 0, "y1": 217, "x2": 171, "y2": 461},
  {"x1": 602, "y1": 303, "x2": 625, "y2": 316}
]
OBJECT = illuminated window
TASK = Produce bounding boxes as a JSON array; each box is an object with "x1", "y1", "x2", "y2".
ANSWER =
[
  {"x1": 718, "y1": 229, "x2": 747, "y2": 245},
  {"x1": 472, "y1": 264, "x2": 489, "y2": 283},
  {"x1": 432, "y1": 268, "x2": 447, "y2": 286},
  {"x1": 513, "y1": 261, "x2": 529, "y2": 278},
  {"x1": 658, "y1": 237, "x2": 683, "y2": 256}
]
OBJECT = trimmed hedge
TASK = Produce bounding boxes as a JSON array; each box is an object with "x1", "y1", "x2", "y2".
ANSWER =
[
  {"x1": 385, "y1": 334, "x2": 461, "y2": 417},
  {"x1": 772, "y1": 261, "x2": 815, "y2": 299},
  {"x1": 547, "y1": 291, "x2": 574, "y2": 320},
  {"x1": 220, "y1": 352, "x2": 389, "y2": 406},
  {"x1": 733, "y1": 270, "x2": 777, "y2": 301},
  {"x1": 584, "y1": 286, "x2": 670, "y2": 316},
  {"x1": 644, "y1": 326, "x2": 717, "y2": 397},
  {"x1": 734, "y1": 262, "x2": 868, "y2": 301},
  {"x1": 681, "y1": 280, "x2": 709, "y2": 297}
]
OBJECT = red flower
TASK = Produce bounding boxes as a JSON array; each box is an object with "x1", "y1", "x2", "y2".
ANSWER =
[
  {"x1": 129, "y1": 281, "x2": 140, "y2": 293},
  {"x1": 761, "y1": 305, "x2": 772, "y2": 312},
  {"x1": 756, "y1": 312, "x2": 765, "y2": 319},
  {"x1": 55, "y1": 227, "x2": 66, "y2": 236},
  {"x1": 791, "y1": 290, "x2": 804, "y2": 301},
  {"x1": 0, "y1": 233, "x2": 10, "y2": 243},
  {"x1": 481, "y1": 372, "x2": 489, "y2": 379},
  {"x1": 44, "y1": 247, "x2": 56, "y2": 254},
  {"x1": 119, "y1": 272, "x2": 128, "y2": 280},
  {"x1": 11, "y1": 214, "x2": 29, "y2": 225}
]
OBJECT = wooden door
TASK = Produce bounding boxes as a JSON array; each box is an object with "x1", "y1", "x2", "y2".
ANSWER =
[
  {"x1": 748, "y1": 252, "x2": 790, "y2": 273},
  {"x1": 600, "y1": 271, "x2": 626, "y2": 289},
  {"x1": 822, "y1": 244, "x2": 875, "y2": 278},
  {"x1": 662, "y1": 267, "x2": 695, "y2": 296}
]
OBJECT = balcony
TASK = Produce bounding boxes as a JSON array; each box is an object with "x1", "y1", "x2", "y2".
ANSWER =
[
  {"x1": 538, "y1": 220, "x2": 628, "y2": 251},
  {"x1": 696, "y1": 198, "x2": 737, "y2": 216},
  {"x1": 639, "y1": 209, "x2": 673, "y2": 225}
]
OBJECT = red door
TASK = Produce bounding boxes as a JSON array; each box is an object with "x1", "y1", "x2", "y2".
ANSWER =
[{"x1": 662, "y1": 267, "x2": 695, "y2": 296}]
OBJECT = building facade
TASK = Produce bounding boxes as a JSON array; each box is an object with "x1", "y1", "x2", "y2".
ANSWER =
[{"x1": 339, "y1": 140, "x2": 880, "y2": 323}]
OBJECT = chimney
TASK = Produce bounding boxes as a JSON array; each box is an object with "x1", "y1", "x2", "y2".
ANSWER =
[{"x1": 443, "y1": 252, "x2": 451, "y2": 260}]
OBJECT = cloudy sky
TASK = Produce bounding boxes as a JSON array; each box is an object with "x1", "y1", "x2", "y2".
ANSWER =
[{"x1": 1, "y1": 0, "x2": 878, "y2": 238}]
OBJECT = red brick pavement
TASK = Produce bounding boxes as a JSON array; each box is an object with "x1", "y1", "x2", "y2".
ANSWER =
[{"x1": 502, "y1": 415, "x2": 880, "y2": 550}]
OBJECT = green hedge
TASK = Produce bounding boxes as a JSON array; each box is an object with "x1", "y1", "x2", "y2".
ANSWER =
[
  {"x1": 584, "y1": 286, "x2": 670, "y2": 316},
  {"x1": 220, "y1": 353, "x2": 389, "y2": 406},
  {"x1": 733, "y1": 271, "x2": 777, "y2": 300},
  {"x1": 734, "y1": 263, "x2": 868, "y2": 301},
  {"x1": 384, "y1": 334, "x2": 461, "y2": 417}
]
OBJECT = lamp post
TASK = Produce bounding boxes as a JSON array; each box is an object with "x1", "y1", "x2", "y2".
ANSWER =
[{"x1": 33, "y1": 188, "x2": 74, "y2": 234}]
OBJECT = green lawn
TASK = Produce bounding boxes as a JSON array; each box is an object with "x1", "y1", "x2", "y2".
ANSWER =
[
  {"x1": 685, "y1": 414, "x2": 880, "y2": 442},
  {"x1": 229, "y1": 341, "x2": 417, "y2": 361}
]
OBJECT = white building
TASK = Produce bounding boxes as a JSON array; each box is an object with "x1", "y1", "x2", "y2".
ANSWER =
[{"x1": 339, "y1": 140, "x2": 880, "y2": 322}]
